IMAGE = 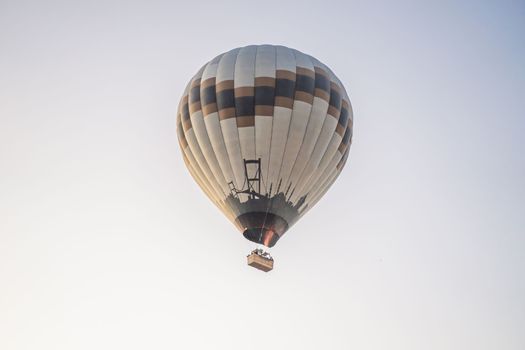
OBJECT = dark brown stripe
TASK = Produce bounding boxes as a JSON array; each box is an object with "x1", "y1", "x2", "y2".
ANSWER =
[
  {"x1": 295, "y1": 91, "x2": 314, "y2": 104},
  {"x1": 255, "y1": 105, "x2": 274, "y2": 116},
  {"x1": 275, "y1": 96, "x2": 294, "y2": 109},
  {"x1": 296, "y1": 67, "x2": 315, "y2": 77},
  {"x1": 314, "y1": 88, "x2": 330, "y2": 102},
  {"x1": 218, "y1": 107, "x2": 236, "y2": 120},
  {"x1": 202, "y1": 102, "x2": 218, "y2": 115},
  {"x1": 235, "y1": 87, "x2": 254, "y2": 97},
  {"x1": 255, "y1": 77, "x2": 275, "y2": 87},
  {"x1": 314, "y1": 66, "x2": 329, "y2": 78},
  {"x1": 189, "y1": 101, "x2": 201, "y2": 114},
  {"x1": 328, "y1": 105, "x2": 341, "y2": 118},
  {"x1": 330, "y1": 81, "x2": 342, "y2": 93},
  {"x1": 335, "y1": 123, "x2": 345, "y2": 136},
  {"x1": 236, "y1": 116, "x2": 255, "y2": 128},
  {"x1": 216, "y1": 80, "x2": 234, "y2": 92},
  {"x1": 276, "y1": 70, "x2": 295, "y2": 80},
  {"x1": 201, "y1": 77, "x2": 215, "y2": 88}
]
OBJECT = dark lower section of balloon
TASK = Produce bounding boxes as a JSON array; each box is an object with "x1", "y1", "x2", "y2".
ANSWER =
[{"x1": 236, "y1": 212, "x2": 289, "y2": 248}]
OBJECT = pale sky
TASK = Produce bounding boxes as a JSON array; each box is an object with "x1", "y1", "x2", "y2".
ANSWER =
[{"x1": 0, "y1": 0, "x2": 524, "y2": 349}]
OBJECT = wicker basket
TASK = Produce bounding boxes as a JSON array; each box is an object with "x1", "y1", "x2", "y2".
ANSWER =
[{"x1": 247, "y1": 252, "x2": 274, "y2": 272}]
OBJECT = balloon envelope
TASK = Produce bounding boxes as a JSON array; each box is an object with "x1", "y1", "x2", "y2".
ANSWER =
[{"x1": 177, "y1": 45, "x2": 353, "y2": 247}]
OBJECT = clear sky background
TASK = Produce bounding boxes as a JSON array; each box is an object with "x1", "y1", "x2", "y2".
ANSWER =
[{"x1": 0, "y1": 0, "x2": 524, "y2": 349}]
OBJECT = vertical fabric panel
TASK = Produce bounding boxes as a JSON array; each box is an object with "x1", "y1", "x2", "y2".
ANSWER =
[
  {"x1": 287, "y1": 64, "x2": 331, "y2": 202},
  {"x1": 254, "y1": 45, "x2": 276, "y2": 194},
  {"x1": 266, "y1": 46, "x2": 296, "y2": 195},
  {"x1": 201, "y1": 54, "x2": 238, "y2": 191},
  {"x1": 188, "y1": 67, "x2": 230, "y2": 196},
  {"x1": 234, "y1": 46, "x2": 257, "y2": 175},
  {"x1": 277, "y1": 49, "x2": 315, "y2": 197},
  {"x1": 216, "y1": 49, "x2": 245, "y2": 191}
]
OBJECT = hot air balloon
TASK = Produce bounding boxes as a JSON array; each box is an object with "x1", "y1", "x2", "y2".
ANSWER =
[{"x1": 176, "y1": 45, "x2": 353, "y2": 271}]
